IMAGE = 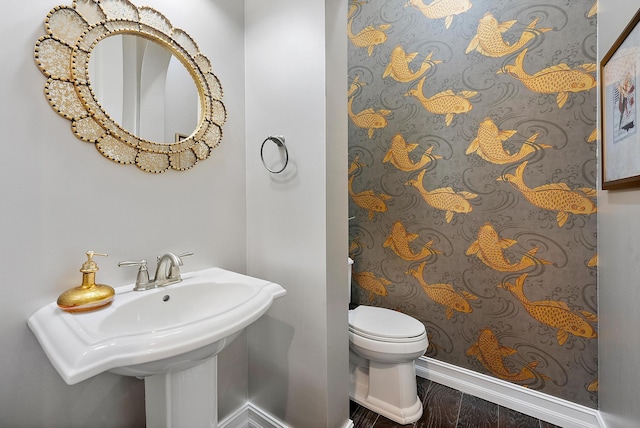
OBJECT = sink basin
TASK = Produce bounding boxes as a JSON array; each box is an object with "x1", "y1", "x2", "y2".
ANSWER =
[{"x1": 28, "y1": 267, "x2": 286, "y2": 385}]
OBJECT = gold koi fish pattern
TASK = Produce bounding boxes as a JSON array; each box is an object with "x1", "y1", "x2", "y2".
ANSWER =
[
  {"x1": 349, "y1": 175, "x2": 391, "y2": 220},
  {"x1": 407, "y1": 0, "x2": 473, "y2": 29},
  {"x1": 499, "y1": 274, "x2": 598, "y2": 345},
  {"x1": 409, "y1": 261, "x2": 478, "y2": 319},
  {"x1": 466, "y1": 222, "x2": 551, "y2": 272},
  {"x1": 384, "y1": 221, "x2": 442, "y2": 261},
  {"x1": 347, "y1": 17, "x2": 391, "y2": 56},
  {"x1": 383, "y1": 133, "x2": 442, "y2": 171},
  {"x1": 497, "y1": 161, "x2": 597, "y2": 227},
  {"x1": 383, "y1": 46, "x2": 442, "y2": 83},
  {"x1": 587, "y1": 2, "x2": 597, "y2": 18},
  {"x1": 348, "y1": 75, "x2": 364, "y2": 98},
  {"x1": 352, "y1": 270, "x2": 390, "y2": 301},
  {"x1": 348, "y1": 96, "x2": 391, "y2": 138},
  {"x1": 467, "y1": 328, "x2": 549, "y2": 383},
  {"x1": 406, "y1": 169, "x2": 477, "y2": 223},
  {"x1": 466, "y1": 14, "x2": 550, "y2": 58},
  {"x1": 499, "y1": 49, "x2": 597, "y2": 108},
  {"x1": 466, "y1": 118, "x2": 551, "y2": 165},
  {"x1": 347, "y1": 0, "x2": 364, "y2": 20},
  {"x1": 407, "y1": 77, "x2": 477, "y2": 126},
  {"x1": 349, "y1": 236, "x2": 364, "y2": 255},
  {"x1": 348, "y1": 155, "x2": 365, "y2": 176}
]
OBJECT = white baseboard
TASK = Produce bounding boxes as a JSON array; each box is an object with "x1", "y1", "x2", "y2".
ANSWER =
[
  {"x1": 218, "y1": 404, "x2": 249, "y2": 428},
  {"x1": 416, "y1": 356, "x2": 605, "y2": 428},
  {"x1": 218, "y1": 402, "x2": 289, "y2": 428},
  {"x1": 218, "y1": 402, "x2": 354, "y2": 428},
  {"x1": 220, "y1": 356, "x2": 606, "y2": 428}
]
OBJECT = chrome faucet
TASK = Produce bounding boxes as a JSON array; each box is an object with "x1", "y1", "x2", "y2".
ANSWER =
[
  {"x1": 119, "y1": 252, "x2": 193, "y2": 291},
  {"x1": 154, "y1": 252, "x2": 183, "y2": 287}
]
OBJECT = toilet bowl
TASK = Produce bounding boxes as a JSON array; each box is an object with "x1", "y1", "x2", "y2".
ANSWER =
[{"x1": 347, "y1": 259, "x2": 429, "y2": 424}]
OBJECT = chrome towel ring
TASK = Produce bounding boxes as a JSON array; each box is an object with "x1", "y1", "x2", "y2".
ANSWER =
[{"x1": 261, "y1": 135, "x2": 289, "y2": 174}]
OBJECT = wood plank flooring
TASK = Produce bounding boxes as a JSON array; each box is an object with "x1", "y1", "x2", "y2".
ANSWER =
[{"x1": 350, "y1": 378, "x2": 561, "y2": 428}]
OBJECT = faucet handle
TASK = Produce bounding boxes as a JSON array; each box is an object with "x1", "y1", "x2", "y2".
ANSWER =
[
  {"x1": 176, "y1": 252, "x2": 194, "y2": 264},
  {"x1": 118, "y1": 259, "x2": 151, "y2": 291},
  {"x1": 155, "y1": 252, "x2": 193, "y2": 264},
  {"x1": 118, "y1": 259, "x2": 147, "y2": 267}
]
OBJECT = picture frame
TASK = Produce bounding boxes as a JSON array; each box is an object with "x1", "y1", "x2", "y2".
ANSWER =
[{"x1": 601, "y1": 8, "x2": 640, "y2": 190}]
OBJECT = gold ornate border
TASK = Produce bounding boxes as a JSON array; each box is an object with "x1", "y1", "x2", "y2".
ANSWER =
[{"x1": 34, "y1": 0, "x2": 226, "y2": 173}]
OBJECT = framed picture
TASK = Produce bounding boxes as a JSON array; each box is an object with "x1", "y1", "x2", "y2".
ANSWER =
[{"x1": 601, "y1": 8, "x2": 640, "y2": 189}]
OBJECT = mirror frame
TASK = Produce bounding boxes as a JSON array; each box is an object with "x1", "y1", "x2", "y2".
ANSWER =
[{"x1": 34, "y1": 0, "x2": 226, "y2": 173}]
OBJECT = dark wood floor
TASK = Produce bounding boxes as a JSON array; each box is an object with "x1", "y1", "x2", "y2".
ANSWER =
[{"x1": 350, "y1": 377, "x2": 562, "y2": 428}]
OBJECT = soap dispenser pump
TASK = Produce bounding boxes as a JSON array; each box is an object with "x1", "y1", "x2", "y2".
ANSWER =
[{"x1": 57, "y1": 251, "x2": 115, "y2": 313}]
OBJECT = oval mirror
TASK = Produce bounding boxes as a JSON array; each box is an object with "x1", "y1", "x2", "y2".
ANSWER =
[
  {"x1": 34, "y1": 0, "x2": 226, "y2": 173},
  {"x1": 89, "y1": 34, "x2": 200, "y2": 144}
]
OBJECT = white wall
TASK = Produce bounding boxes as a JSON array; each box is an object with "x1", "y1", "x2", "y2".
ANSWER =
[
  {"x1": 244, "y1": 0, "x2": 349, "y2": 426},
  {"x1": 0, "y1": 1, "x2": 246, "y2": 426},
  {"x1": 324, "y1": 0, "x2": 349, "y2": 425},
  {"x1": 598, "y1": 3, "x2": 640, "y2": 428}
]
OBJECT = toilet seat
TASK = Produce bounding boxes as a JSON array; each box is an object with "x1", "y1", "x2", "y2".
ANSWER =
[{"x1": 349, "y1": 306, "x2": 425, "y2": 343}]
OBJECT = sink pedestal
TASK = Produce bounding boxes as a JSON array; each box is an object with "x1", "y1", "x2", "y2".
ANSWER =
[{"x1": 145, "y1": 356, "x2": 218, "y2": 428}]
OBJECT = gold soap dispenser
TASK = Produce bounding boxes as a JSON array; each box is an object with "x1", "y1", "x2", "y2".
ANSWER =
[{"x1": 57, "y1": 251, "x2": 115, "y2": 313}]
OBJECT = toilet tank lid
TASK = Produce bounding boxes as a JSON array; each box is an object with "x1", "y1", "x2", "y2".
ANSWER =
[{"x1": 348, "y1": 306, "x2": 425, "y2": 339}]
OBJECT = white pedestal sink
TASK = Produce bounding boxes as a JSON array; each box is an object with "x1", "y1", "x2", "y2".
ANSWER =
[{"x1": 28, "y1": 267, "x2": 286, "y2": 428}]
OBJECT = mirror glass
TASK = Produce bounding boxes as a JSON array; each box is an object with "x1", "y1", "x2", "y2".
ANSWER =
[{"x1": 89, "y1": 34, "x2": 200, "y2": 144}]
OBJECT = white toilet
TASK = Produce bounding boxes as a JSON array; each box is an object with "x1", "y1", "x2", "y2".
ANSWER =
[{"x1": 348, "y1": 258, "x2": 429, "y2": 424}]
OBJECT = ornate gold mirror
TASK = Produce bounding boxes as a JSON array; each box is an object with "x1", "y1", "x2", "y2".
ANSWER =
[{"x1": 34, "y1": 0, "x2": 226, "y2": 173}]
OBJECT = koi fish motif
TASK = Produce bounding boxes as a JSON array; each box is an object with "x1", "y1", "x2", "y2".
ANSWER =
[
  {"x1": 407, "y1": 0, "x2": 473, "y2": 29},
  {"x1": 497, "y1": 161, "x2": 597, "y2": 227},
  {"x1": 587, "y1": 128, "x2": 597, "y2": 143},
  {"x1": 587, "y1": 2, "x2": 597, "y2": 18},
  {"x1": 352, "y1": 270, "x2": 390, "y2": 301},
  {"x1": 407, "y1": 77, "x2": 477, "y2": 126},
  {"x1": 499, "y1": 273, "x2": 598, "y2": 345},
  {"x1": 587, "y1": 254, "x2": 598, "y2": 267},
  {"x1": 409, "y1": 261, "x2": 477, "y2": 319},
  {"x1": 348, "y1": 97, "x2": 391, "y2": 138},
  {"x1": 383, "y1": 46, "x2": 442, "y2": 83},
  {"x1": 384, "y1": 221, "x2": 441, "y2": 261},
  {"x1": 348, "y1": 75, "x2": 365, "y2": 98},
  {"x1": 466, "y1": 222, "x2": 551, "y2": 272},
  {"x1": 467, "y1": 328, "x2": 549, "y2": 382},
  {"x1": 588, "y1": 379, "x2": 598, "y2": 392},
  {"x1": 349, "y1": 236, "x2": 364, "y2": 255},
  {"x1": 406, "y1": 169, "x2": 477, "y2": 223},
  {"x1": 499, "y1": 49, "x2": 597, "y2": 108},
  {"x1": 347, "y1": 17, "x2": 391, "y2": 56},
  {"x1": 466, "y1": 118, "x2": 551, "y2": 165},
  {"x1": 383, "y1": 133, "x2": 442, "y2": 171},
  {"x1": 347, "y1": 0, "x2": 364, "y2": 19},
  {"x1": 466, "y1": 14, "x2": 550, "y2": 58},
  {"x1": 349, "y1": 175, "x2": 391, "y2": 220},
  {"x1": 348, "y1": 155, "x2": 365, "y2": 176}
]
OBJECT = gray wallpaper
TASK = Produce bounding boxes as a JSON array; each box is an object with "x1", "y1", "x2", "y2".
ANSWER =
[{"x1": 348, "y1": 0, "x2": 598, "y2": 407}]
